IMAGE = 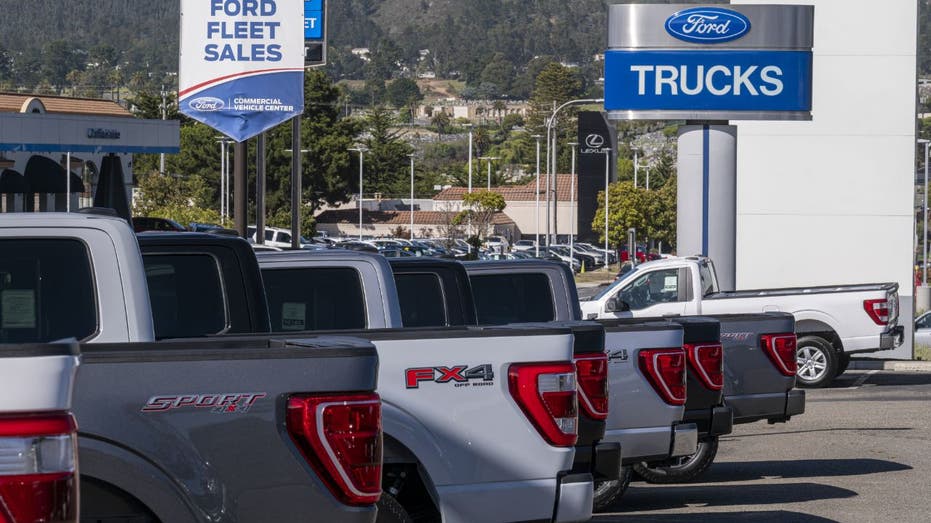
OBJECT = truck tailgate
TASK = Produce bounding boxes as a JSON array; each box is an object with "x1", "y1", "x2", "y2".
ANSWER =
[
  {"x1": 712, "y1": 313, "x2": 806, "y2": 424},
  {"x1": 597, "y1": 319, "x2": 692, "y2": 463},
  {"x1": 75, "y1": 337, "x2": 378, "y2": 523}
]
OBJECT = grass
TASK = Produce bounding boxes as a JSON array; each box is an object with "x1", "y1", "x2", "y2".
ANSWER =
[
  {"x1": 574, "y1": 264, "x2": 619, "y2": 284},
  {"x1": 916, "y1": 346, "x2": 931, "y2": 361}
]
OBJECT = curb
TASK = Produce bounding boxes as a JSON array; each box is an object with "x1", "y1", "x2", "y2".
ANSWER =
[{"x1": 849, "y1": 359, "x2": 931, "y2": 372}]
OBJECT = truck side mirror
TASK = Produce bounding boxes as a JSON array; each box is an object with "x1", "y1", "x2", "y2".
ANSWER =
[{"x1": 605, "y1": 296, "x2": 630, "y2": 313}]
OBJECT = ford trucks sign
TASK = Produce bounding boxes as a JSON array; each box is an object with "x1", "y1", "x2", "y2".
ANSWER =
[
  {"x1": 665, "y1": 8, "x2": 751, "y2": 44},
  {"x1": 604, "y1": 4, "x2": 814, "y2": 121}
]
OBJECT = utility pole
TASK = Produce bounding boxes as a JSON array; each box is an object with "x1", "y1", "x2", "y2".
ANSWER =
[
  {"x1": 290, "y1": 116, "x2": 302, "y2": 250},
  {"x1": 234, "y1": 141, "x2": 247, "y2": 238},
  {"x1": 160, "y1": 85, "x2": 167, "y2": 175},
  {"x1": 256, "y1": 132, "x2": 266, "y2": 245}
]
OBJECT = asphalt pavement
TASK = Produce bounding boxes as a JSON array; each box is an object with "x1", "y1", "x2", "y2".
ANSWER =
[{"x1": 595, "y1": 370, "x2": 931, "y2": 522}]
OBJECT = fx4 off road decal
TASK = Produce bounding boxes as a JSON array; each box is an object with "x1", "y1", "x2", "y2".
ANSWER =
[
  {"x1": 142, "y1": 393, "x2": 266, "y2": 413},
  {"x1": 406, "y1": 365, "x2": 495, "y2": 389}
]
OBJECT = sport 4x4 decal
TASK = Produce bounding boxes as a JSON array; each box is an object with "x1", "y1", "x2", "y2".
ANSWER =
[{"x1": 406, "y1": 364, "x2": 495, "y2": 389}]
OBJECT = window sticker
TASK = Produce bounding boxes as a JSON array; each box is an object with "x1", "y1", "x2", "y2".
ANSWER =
[
  {"x1": 663, "y1": 276, "x2": 678, "y2": 292},
  {"x1": 1, "y1": 289, "x2": 36, "y2": 329},
  {"x1": 282, "y1": 302, "x2": 306, "y2": 331}
]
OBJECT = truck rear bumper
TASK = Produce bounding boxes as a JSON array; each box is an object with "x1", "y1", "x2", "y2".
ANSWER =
[
  {"x1": 844, "y1": 325, "x2": 904, "y2": 354},
  {"x1": 684, "y1": 405, "x2": 733, "y2": 438},
  {"x1": 571, "y1": 441, "x2": 622, "y2": 480},
  {"x1": 727, "y1": 390, "x2": 805, "y2": 425},
  {"x1": 437, "y1": 474, "x2": 591, "y2": 523},
  {"x1": 605, "y1": 424, "x2": 697, "y2": 464}
]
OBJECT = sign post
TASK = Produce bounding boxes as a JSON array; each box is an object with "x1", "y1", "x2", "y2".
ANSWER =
[
  {"x1": 604, "y1": 4, "x2": 814, "y2": 290},
  {"x1": 179, "y1": 0, "x2": 306, "y2": 237}
]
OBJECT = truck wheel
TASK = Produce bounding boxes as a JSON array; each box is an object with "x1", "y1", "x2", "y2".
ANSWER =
[
  {"x1": 834, "y1": 353, "x2": 851, "y2": 377},
  {"x1": 796, "y1": 336, "x2": 837, "y2": 388},
  {"x1": 632, "y1": 437, "x2": 718, "y2": 484},
  {"x1": 593, "y1": 465, "x2": 633, "y2": 511},
  {"x1": 377, "y1": 493, "x2": 413, "y2": 523}
]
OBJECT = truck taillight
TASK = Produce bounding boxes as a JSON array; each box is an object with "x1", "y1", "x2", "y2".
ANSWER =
[
  {"x1": 286, "y1": 393, "x2": 382, "y2": 506},
  {"x1": 638, "y1": 348, "x2": 687, "y2": 406},
  {"x1": 761, "y1": 334, "x2": 798, "y2": 376},
  {"x1": 0, "y1": 412, "x2": 77, "y2": 523},
  {"x1": 685, "y1": 343, "x2": 724, "y2": 391},
  {"x1": 864, "y1": 295, "x2": 897, "y2": 326},
  {"x1": 508, "y1": 362, "x2": 578, "y2": 447},
  {"x1": 574, "y1": 353, "x2": 609, "y2": 420}
]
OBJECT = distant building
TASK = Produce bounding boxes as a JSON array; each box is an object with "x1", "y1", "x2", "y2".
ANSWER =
[
  {"x1": 417, "y1": 100, "x2": 530, "y2": 123},
  {"x1": 315, "y1": 209, "x2": 517, "y2": 239},
  {"x1": 351, "y1": 48, "x2": 371, "y2": 62}
]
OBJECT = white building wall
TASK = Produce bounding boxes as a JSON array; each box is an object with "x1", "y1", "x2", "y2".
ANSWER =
[{"x1": 733, "y1": 0, "x2": 917, "y2": 358}]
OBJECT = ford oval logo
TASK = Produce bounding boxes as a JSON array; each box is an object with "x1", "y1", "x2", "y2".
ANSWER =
[
  {"x1": 665, "y1": 7, "x2": 751, "y2": 44},
  {"x1": 189, "y1": 97, "x2": 225, "y2": 112}
]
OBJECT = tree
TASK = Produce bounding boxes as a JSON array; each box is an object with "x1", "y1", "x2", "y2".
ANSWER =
[
  {"x1": 527, "y1": 62, "x2": 583, "y2": 133},
  {"x1": 593, "y1": 180, "x2": 677, "y2": 251},
  {"x1": 461, "y1": 190, "x2": 506, "y2": 239},
  {"x1": 431, "y1": 111, "x2": 452, "y2": 134},
  {"x1": 42, "y1": 40, "x2": 79, "y2": 92},
  {"x1": 386, "y1": 78, "x2": 423, "y2": 109},
  {"x1": 133, "y1": 170, "x2": 222, "y2": 226},
  {"x1": 480, "y1": 53, "x2": 515, "y2": 94},
  {"x1": 361, "y1": 105, "x2": 414, "y2": 197}
]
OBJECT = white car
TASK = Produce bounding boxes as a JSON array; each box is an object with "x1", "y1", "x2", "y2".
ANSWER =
[
  {"x1": 247, "y1": 226, "x2": 313, "y2": 249},
  {"x1": 512, "y1": 239, "x2": 537, "y2": 252},
  {"x1": 484, "y1": 235, "x2": 510, "y2": 253},
  {"x1": 915, "y1": 312, "x2": 931, "y2": 347}
]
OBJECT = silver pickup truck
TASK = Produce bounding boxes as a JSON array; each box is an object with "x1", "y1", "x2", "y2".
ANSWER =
[
  {"x1": 0, "y1": 213, "x2": 384, "y2": 523},
  {"x1": 256, "y1": 250, "x2": 593, "y2": 523}
]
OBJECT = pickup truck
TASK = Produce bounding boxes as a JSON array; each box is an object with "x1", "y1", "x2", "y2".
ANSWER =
[
  {"x1": 0, "y1": 341, "x2": 81, "y2": 523},
  {"x1": 134, "y1": 241, "x2": 593, "y2": 523},
  {"x1": 385, "y1": 258, "x2": 620, "y2": 486},
  {"x1": 0, "y1": 214, "x2": 384, "y2": 523},
  {"x1": 580, "y1": 256, "x2": 903, "y2": 387}
]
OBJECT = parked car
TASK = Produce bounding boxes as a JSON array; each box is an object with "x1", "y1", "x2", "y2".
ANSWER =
[
  {"x1": 132, "y1": 216, "x2": 186, "y2": 232},
  {"x1": 581, "y1": 256, "x2": 904, "y2": 387},
  {"x1": 512, "y1": 239, "x2": 538, "y2": 252},
  {"x1": 915, "y1": 311, "x2": 931, "y2": 346},
  {"x1": 247, "y1": 225, "x2": 314, "y2": 249},
  {"x1": 483, "y1": 235, "x2": 510, "y2": 253}
]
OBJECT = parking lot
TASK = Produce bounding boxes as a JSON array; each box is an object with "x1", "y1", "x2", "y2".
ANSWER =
[{"x1": 596, "y1": 370, "x2": 931, "y2": 522}]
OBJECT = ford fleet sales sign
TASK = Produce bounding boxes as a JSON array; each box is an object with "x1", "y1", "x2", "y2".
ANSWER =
[
  {"x1": 604, "y1": 4, "x2": 814, "y2": 121},
  {"x1": 179, "y1": 0, "x2": 305, "y2": 142}
]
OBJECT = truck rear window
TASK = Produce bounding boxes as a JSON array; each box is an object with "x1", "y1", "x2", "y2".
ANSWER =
[
  {"x1": 470, "y1": 273, "x2": 555, "y2": 325},
  {"x1": 262, "y1": 268, "x2": 366, "y2": 331},
  {"x1": 0, "y1": 239, "x2": 97, "y2": 343},
  {"x1": 143, "y1": 254, "x2": 228, "y2": 338},
  {"x1": 394, "y1": 273, "x2": 447, "y2": 327}
]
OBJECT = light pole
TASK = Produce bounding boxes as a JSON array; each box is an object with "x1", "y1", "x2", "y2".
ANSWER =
[
  {"x1": 349, "y1": 147, "x2": 367, "y2": 240},
  {"x1": 546, "y1": 98, "x2": 605, "y2": 248},
  {"x1": 604, "y1": 148, "x2": 612, "y2": 272},
  {"x1": 921, "y1": 140, "x2": 930, "y2": 286},
  {"x1": 465, "y1": 123, "x2": 474, "y2": 193},
  {"x1": 216, "y1": 138, "x2": 232, "y2": 222},
  {"x1": 284, "y1": 147, "x2": 310, "y2": 249},
  {"x1": 409, "y1": 153, "x2": 416, "y2": 240},
  {"x1": 568, "y1": 142, "x2": 578, "y2": 263},
  {"x1": 533, "y1": 135, "x2": 543, "y2": 257},
  {"x1": 479, "y1": 156, "x2": 499, "y2": 190}
]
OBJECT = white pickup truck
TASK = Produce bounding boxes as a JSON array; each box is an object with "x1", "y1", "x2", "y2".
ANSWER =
[{"x1": 581, "y1": 256, "x2": 903, "y2": 387}]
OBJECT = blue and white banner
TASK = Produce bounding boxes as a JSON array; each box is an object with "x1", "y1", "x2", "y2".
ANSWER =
[
  {"x1": 604, "y1": 50, "x2": 812, "y2": 114},
  {"x1": 179, "y1": 0, "x2": 305, "y2": 142}
]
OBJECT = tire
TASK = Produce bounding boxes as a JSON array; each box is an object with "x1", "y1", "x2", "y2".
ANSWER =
[
  {"x1": 796, "y1": 335, "x2": 838, "y2": 388},
  {"x1": 834, "y1": 353, "x2": 851, "y2": 377},
  {"x1": 377, "y1": 493, "x2": 413, "y2": 523},
  {"x1": 593, "y1": 466, "x2": 633, "y2": 512},
  {"x1": 632, "y1": 437, "x2": 719, "y2": 484}
]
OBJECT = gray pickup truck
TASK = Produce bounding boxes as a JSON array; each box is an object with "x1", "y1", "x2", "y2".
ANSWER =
[
  {"x1": 256, "y1": 250, "x2": 593, "y2": 523},
  {"x1": 465, "y1": 260, "x2": 804, "y2": 505},
  {"x1": 0, "y1": 213, "x2": 384, "y2": 523}
]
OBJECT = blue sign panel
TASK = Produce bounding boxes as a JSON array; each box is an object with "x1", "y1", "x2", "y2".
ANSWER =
[
  {"x1": 604, "y1": 50, "x2": 812, "y2": 113},
  {"x1": 665, "y1": 7, "x2": 751, "y2": 44},
  {"x1": 305, "y1": 0, "x2": 323, "y2": 39}
]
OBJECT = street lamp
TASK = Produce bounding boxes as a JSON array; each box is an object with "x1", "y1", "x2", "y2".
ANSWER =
[
  {"x1": 603, "y1": 147, "x2": 612, "y2": 272},
  {"x1": 409, "y1": 153, "x2": 416, "y2": 240},
  {"x1": 216, "y1": 137, "x2": 234, "y2": 222},
  {"x1": 545, "y1": 98, "x2": 605, "y2": 247},
  {"x1": 568, "y1": 142, "x2": 578, "y2": 263},
  {"x1": 284, "y1": 147, "x2": 310, "y2": 249},
  {"x1": 479, "y1": 156, "x2": 499, "y2": 190},
  {"x1": 533, "y1": 135, "x2": 543, "y2": 257},
  {"x1": 465, "y1": 123, "x2": 474, "y2": 193},
  {"x1": 349, "y1": 147, "x2": 367, "y2": 240},
  {"x1": 920, "y1": 139, "x2": 930, "y2": 286}
]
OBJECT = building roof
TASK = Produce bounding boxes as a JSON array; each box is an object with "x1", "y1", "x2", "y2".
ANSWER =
[
  {"x1": 316, "y1": 209, "x2": 515, "y2": 226},
  {"x1": 0, "y1": 93, "x2": 133, "y2": 118},
  {"x1": 434, "y1": 174, "x2": 578, "y2": 202}
]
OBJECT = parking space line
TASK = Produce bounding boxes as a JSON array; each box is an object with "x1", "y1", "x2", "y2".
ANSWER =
[{"x1": 850, "y1": 370, "x2": 879, "y2": 388}]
